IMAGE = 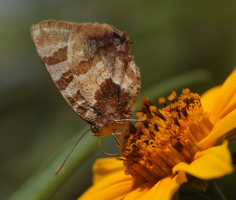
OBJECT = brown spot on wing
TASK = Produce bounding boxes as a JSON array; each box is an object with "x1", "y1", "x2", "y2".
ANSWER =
[
  {"x1": 55, "y1": 70, "x2": 73, "y2": 90},
  {"x1": 93, "y1": 78, "x2": 120, "y2": 113},
  {"x1": 67, "y1": 91, "x2": 80, "y2": 106},
  {"x1": 72, "y1": 53, "x2": 103, "y2": 75},
  {"x1": 75, "y1": 105, "x2": 90, "y2": 122},
  {"x1": 42, "y1": 46, "x2": 68, "y2": 66},
  {"x1": 67, "y1": 89, "x2": 85, "y2": 107}
]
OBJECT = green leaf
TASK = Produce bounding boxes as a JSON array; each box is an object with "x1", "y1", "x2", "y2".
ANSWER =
[{"x1": 9, "y1": 126, "x2": 99, "y2": 200}]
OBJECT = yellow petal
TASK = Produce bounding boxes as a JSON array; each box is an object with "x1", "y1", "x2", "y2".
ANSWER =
[
  {"x1": 173, "y1": 141, "x2": 234, "y2": 180},
  {"x1": 201, "y1": 85, "x2": 221, "y2": 113},
  {"x1": 78, "y1": 158, "x2": 138, "y2": 200},
  {"x1": 78, "y1": 170, "x2": 135, "y2": 200},
  {"x1": 215, "y1": 100, "x2": 236, "y2": 123},
  {"x1": 123, "y1": 180, "x2": 156, "y2": 200},
  {"x1": 93, "y1": 157, "x2": 125, "y2": 184},
  {"x1": 198, "y1": 109, "x2": 236, "y2": 149},
  {"x1": 208, "y1": 69, "x2": 236, "y2": 123},
  {"x1": 124, "y1": 172, "x2": 187, "y2": 200}
]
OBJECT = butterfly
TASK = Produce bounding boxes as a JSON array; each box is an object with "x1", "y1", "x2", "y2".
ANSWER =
[{"x1": 31, "y1": 20, "x2": 141, "y2": 137}]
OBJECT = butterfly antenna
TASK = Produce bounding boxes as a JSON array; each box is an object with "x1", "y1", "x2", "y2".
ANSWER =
[{"x1": 55, "y1": 129, "x2": 91, "y2": 175}]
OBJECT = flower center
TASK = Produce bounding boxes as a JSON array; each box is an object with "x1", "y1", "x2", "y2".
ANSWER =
[{"x1": 119, "y1": 89, "x2": 214, "y2": 184}]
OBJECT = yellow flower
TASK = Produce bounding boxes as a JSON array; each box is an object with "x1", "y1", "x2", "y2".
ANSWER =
[{"x1": 78, "y1": 70, "x2": 236, "y2": 200}]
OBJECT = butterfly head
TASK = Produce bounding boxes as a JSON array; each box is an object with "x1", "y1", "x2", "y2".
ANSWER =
[{"x1": 91, "y1": 120, "x2": 128, "y2": 137}]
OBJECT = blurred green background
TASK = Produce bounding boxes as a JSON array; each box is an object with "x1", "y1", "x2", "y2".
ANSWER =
[{"x1": 1, "y1": 0, "x2": 236, "y2": 199}]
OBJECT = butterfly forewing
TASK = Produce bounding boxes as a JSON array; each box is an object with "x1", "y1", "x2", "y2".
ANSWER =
[{"x1": 31, "y1": 20, "x2": 141, "y2": 137}]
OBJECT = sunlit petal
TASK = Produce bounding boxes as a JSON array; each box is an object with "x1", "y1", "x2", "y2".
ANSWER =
[
  {"x1": 216, "y1": 100, "x2": 236, "y2": 123},
  {"x1": 201, "y1": 85, "x2": 221, "y2": 113},
  {"x1": 173, "y1": 141, "x2": 234, "y2": 179},
  {"x1": 93, "y1": 157, "x2": 125, "y2": 184},
  {"x1": 124, "y1": 172, "x2": 187, "y2": 200},
  {"x1": 78, "y1": 170, "x2": 135, "y2": 200},
  {"x1": 198, "y1": 109, "x2": 236, "y2": 149},
  {"x1": 124, "y1": 180, "x2": 156, "y2": 200},
  {"x1": 143, "y1": 172, "x2": 187, "y2": 200},
  {"x1": 208, "y1": 69, "x2": 236, "y2": 123}
]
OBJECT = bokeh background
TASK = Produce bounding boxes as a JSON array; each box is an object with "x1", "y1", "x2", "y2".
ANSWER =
[{"x1": 1, "y1": 0, "x2": 236, "y2": 199}]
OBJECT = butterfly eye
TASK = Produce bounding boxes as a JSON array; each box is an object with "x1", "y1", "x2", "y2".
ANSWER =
[
  {"x1": 91, "y1": 124, "x2": 98, "y2": 134},
  {"x1": 112, "y1": 31, "x2": 127, "y2": 46},
  {"x1": 115, "y1": 39, "x2": 125, "y2": 47}
]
